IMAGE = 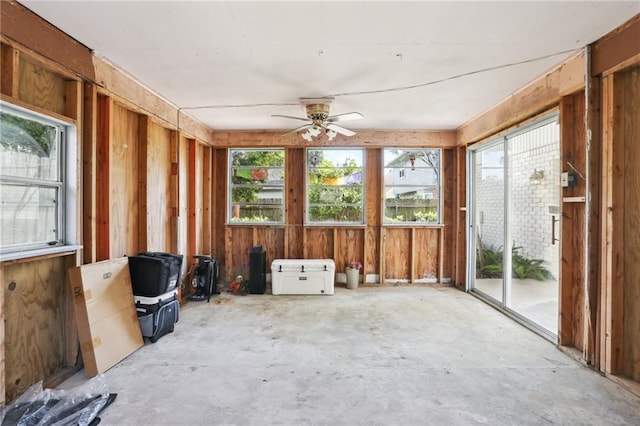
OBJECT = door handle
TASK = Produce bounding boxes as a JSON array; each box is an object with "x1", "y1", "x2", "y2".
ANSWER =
[{"x1": 551, "y1": 216, "x2": 560, "y2": 245}]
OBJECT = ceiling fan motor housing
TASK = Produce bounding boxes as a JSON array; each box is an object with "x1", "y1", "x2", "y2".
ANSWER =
[{"x1": 305, "y1": 103, "x2": 331, "y2": 124}]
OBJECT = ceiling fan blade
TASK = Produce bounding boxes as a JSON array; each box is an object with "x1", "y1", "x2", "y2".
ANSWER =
[
  {"x1": 272, "y1": 114, "x2": 311, "y2": 122},
  {"x1": 282, "y1": 124, "x2": 312, "y2": 136},
  {"x1": 326, "y1": 112, "x2": 363, "y2": 123},
  {"x1": 326, "y1": 123, "x2": 356, "y2": 137}
]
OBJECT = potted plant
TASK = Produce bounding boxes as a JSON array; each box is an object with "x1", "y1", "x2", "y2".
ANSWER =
[{"x1": 345, "y1": 261, "x2": 362, "y2": 289}]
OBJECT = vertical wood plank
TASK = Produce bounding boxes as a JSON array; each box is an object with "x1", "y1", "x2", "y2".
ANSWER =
[
  {"x1": 439, "y1": 227, "x2": 445, "y2": 284},
  {"x1": 622, "y1": 66, "x2": 640, "y2": 381},
  {"x1": 83, "y1": 83, "x2": 98, "y2": 264},
  {"x1": 600, "y1": 74, "x2": 614, "y2": 374},
  {"x1": 137, "y1": 115, "x2": 150, "y2": 253},
  {"x1": 202, "y1": 147, "x2": 212, "y2": 255},
  {"x1": 96, "y1": 96, "x2": 112, "y2": 261},
  {"x1": 454, "y1": 146, "x2": 467, "y2": 288},
  {"x1": 169, "y1": 130, "x2": 180, "y2": 254},
  {"x1": 410, "y1": 228, "x2": 416, "y2": 282},
  {"x1": 0, "y1": 43, "x2": 20, "y2": 96},
  {"x1": 187, "y1": 139, "x2": 197, "y2": 274},
  {"x1": 609, "y1": 72, "x2": 626, "y2": 375},
  {"x1": 213, "y1": 149, "x2": 228, "y2": 268}
]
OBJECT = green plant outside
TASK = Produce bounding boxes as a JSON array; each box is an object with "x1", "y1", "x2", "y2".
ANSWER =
[{"x1": 476, "y1": 243, "x2": 554, "y2": 281}]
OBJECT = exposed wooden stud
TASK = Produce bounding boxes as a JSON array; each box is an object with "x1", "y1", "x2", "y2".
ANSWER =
[
  {"x1": 202, "y1": 147, "x2": 212, "y2": 255},
  {"x1": 137, "y1": 115, "x2": 150, "y2": 252},
  {"x1": 438, "y1": 228, "x2": 445, "y2": 284},
  {"x1": 96, "y1": 96, "x2": 112, "y2": 261},
  {"x1": 82, "y1": 84, "x2": 98, "y2": 264},
  {"x1": 169, "y1": 130, "x2": 180, "y2": 254},
  {"x1": 213, "y1": 149, "x2": 228, "y2": 267},
  {"x1": 187, "y1": 139, "x2": 197, "y2": 274},
  {"x1": 224, "y1": 227, "x2": 234, "y2": 283},
  {"x1": 0, "y1": 43, "x2": 20, "y2": 96},
  {"x1": 410, "y1": 228, "x2": 416, "y2": 282}
]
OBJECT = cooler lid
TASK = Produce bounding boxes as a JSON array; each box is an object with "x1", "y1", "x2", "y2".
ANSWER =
[{"x1": 271, "y1": 259, "x2": 335, "y2": 273}]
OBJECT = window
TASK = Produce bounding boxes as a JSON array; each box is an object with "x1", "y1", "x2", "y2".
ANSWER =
[
  {"x1": 229, "y1": 149, "x2": 285, "y2": 224},
  {"x1": 306, "y1": 148, "x2": 364, "y2": 224},
  {"x1": 0, "y1": 102, "x2": 77, "y2": 256},
  {"x1": 384, "y1": 148, "x2": 441, "y2": 224}
]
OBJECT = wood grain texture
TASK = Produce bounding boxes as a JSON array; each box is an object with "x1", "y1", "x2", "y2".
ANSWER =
[
  {"x1": 383, "y1": 228, "x2": 411, "y2": 281},
  {"x1": 365, "y1": 148, "x2": 382, "y2": 226},
  {"x1": 0, "y1": 2, "x2": 94, "y2": 79},
  {"x1": 365, "y1": 226, "x2": 380, "y2": 276},
  {"x1": 253, "y1": 228, "x2": 285, "y2": 269},
  {"x1": 18, "y1": 58, "x2": 66, "y2": 116},
  {"x1": 228, "y1": 227, "x2": 253, "y2": 280},
  {"x1": 622, "y1": 66, "x2": 640, "y2": 381},
  {"x1": 83, "y1": 84, "x2": 98, "y2": 264},
  {"x1": 213, "y1": 131, "x2": 456, "y2": 147},
  {"x1": 334, "y1": 228, "x2": 365, "y2": 272},
  {"x1": 286, "y1": 225, "x2": 303, "y2": 259},
  {"x1": 213, "y1": 149, "x2": 228, "y2": 268},
  {"x1": 457, "y1": 51, "x2": 584, "y2": 145},
  {"x1": 1, "y1": 43, "x2": 19, "y2": 96},
  {"x1": 96, "y1": 95, "x2": 112, "y2": 261},
  {"x1": 109, "y1": 103, "x2": 140, "y2": 257},
  {"x1": 442, "y1": 148, "x2": 455, "y2": 281},
  {"x1": 413, "y1": 228, "x2": 440, "y2": 280},
  {"x1": 137, "y1": 115, "x2": 149, "y2": 253},
  {"x1": 178, "y1": 136, "x2": 189, "y2": 268},
  {"x1": 592, "y1": 14, "x2": 640, "y2": 76},
  {"x1": 304, "y1": 228, "x2": 334, "y2": 260},
  {"x1": 4, "y1": 257, "x2": 66, "y2": 403},
  {"x1": 146, "y1": 121, "x2": 172, "y2": 252},
  {"x1": 202, "y1": 147, "x2": 212, "y2": 255},
  {"x1": 285, "y1": 148, "x2": 305, "y2": 226},
  {"x1": 454, "y1": 146, "x2": 467, "y2": 288},
  {"x1": 559, "y1": 93, "x2": 587, "y2": 348}
]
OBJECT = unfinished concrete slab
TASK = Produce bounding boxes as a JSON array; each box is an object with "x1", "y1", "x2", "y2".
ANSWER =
[{"x1": 63, "y1": 286, "x2": 640, "y2": 425}]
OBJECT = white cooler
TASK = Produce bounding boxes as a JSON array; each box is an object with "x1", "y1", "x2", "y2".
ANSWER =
[{"x1": 271, "y1": 259, "x2": 335, "y2": 295}]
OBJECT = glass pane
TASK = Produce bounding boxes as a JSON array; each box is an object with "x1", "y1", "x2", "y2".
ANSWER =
[
  {"x1": 0, "y1": 183, "x2": 58, "y2": 245},
  {"x1": 309, "y1": 205, "x2": 363, "y2": 223},
  {"x1": 231, "y1": 150, "x2": 284, "y2": 167},
  {"x1": 0, "y1": 112, "x2": 59, "y2": 180},
  {"x1": 306, "y1": 148, "x2": 364, "y2": 224},
  {"x1": 230, "y1": 187, "x2": 284, "y2": 223},
  {"x1": 507, "y1": 120, "x2": 560, "y2": 335},
  {"x1": 473, "y1": 143, "x2": 505, "y2": 302},
  {"x1": 231, "y1": 167, "x2": 284, "y2": 185},
  {"x1": 383, "y1": 149, "x2": 440, "y2": 223}
]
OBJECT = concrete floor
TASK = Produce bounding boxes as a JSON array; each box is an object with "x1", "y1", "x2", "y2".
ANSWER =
[{"x1": 63, "y1": 285, "x2": 639, "y2": 425}]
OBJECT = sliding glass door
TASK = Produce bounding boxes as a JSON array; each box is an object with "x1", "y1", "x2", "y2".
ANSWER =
[{"x1": 468, "y1": 113, "x2": 560, "y2": 339}]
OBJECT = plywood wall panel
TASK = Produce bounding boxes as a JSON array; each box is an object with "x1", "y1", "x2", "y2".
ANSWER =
[
  {"x1": 334, "y1": 228, "x2": 365, "y2": 271},
  {"x1": 178, "y1": 136, "x2": 189, "y2": 264},
  {"x1": 364, "y1": 226, "x2": 380, "y2": 276},
  {"x1": 18, "y1": 58, "x2": 66, "y2": 116},
  {"x1": 146, "y1": 122, "x2": 172, "y2": 252},
  {"x1": 384, "y1": 228, "x2": 411, "y2": 281},
  {"x1": 110, "y1": 103, "x2": 140, "y2": 257},
  {"x1": 414, "y1": 228, "x2": 440, "y2": 280},
  {"x1": 287, "y1": 226, "x2": 303, "y2": 259},
  {"x1": 304, "y1": 228, "x2": 334, "y2": 260},
  {"x1": 253, "y1": 228, "x2": 285, "y2": 268},
  {"x1": 228, "y1": 227, "x2": 253, "y2": 279},
  {"x1": 622, "y1": 66, "x2": 640, "y2": 382},
  {"x1": 4, "y1": 257, "x2": 66, "y2": 402}
]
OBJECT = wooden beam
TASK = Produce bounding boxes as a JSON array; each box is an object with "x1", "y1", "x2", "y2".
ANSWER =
[
  {"x1": 592, "y1": 14, "x2": 640, "y2": 76},
  {"x1": 457, "y1": 51, "x2": 584, "y2": 145},
  {"x1": 96, "y1": 96, "x2": 112, "y2": 261},
  {"x1": 212, "y1": 130, "x2": 456, "y2": 148},
  {"x1": 0, "y1": 43, "x2": 20, "y2": 97},
  {"x1": 0, "y1": 1, "x2": 95, "y2": 80},
  {"x1": 137, "y1": 115, "x2": 150, "y2": 253},
  {"x1": 93, "y1": 59, "x2": 214, "y2": 144}
]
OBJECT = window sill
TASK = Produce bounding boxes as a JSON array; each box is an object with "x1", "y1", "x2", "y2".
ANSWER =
[{"x1": 0, "y1": 244, "x2": 83, "y2": 263}]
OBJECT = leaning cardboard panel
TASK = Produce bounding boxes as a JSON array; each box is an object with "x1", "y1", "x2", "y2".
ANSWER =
[{"x1": 68, "y1": 257, "x2": 143, "y2": 377}]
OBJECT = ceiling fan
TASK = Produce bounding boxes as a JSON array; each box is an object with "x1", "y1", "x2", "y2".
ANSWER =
[{"x1": 272, "y1": 98, "x2": 363, "y2": 141}]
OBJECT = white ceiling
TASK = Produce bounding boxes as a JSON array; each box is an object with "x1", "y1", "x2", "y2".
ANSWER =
[{"x1": 20, "y1": 1, "x2": 640, "y2": 132}]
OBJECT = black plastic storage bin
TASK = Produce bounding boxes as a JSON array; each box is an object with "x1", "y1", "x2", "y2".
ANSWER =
[{"x1": 128, "y1": 252, "x2": 183, "y2": 297}]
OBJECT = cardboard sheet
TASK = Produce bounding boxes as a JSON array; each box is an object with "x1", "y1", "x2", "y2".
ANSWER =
[{"x1": 68, "y1": 258, "x2": 143, "y2": 377}]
